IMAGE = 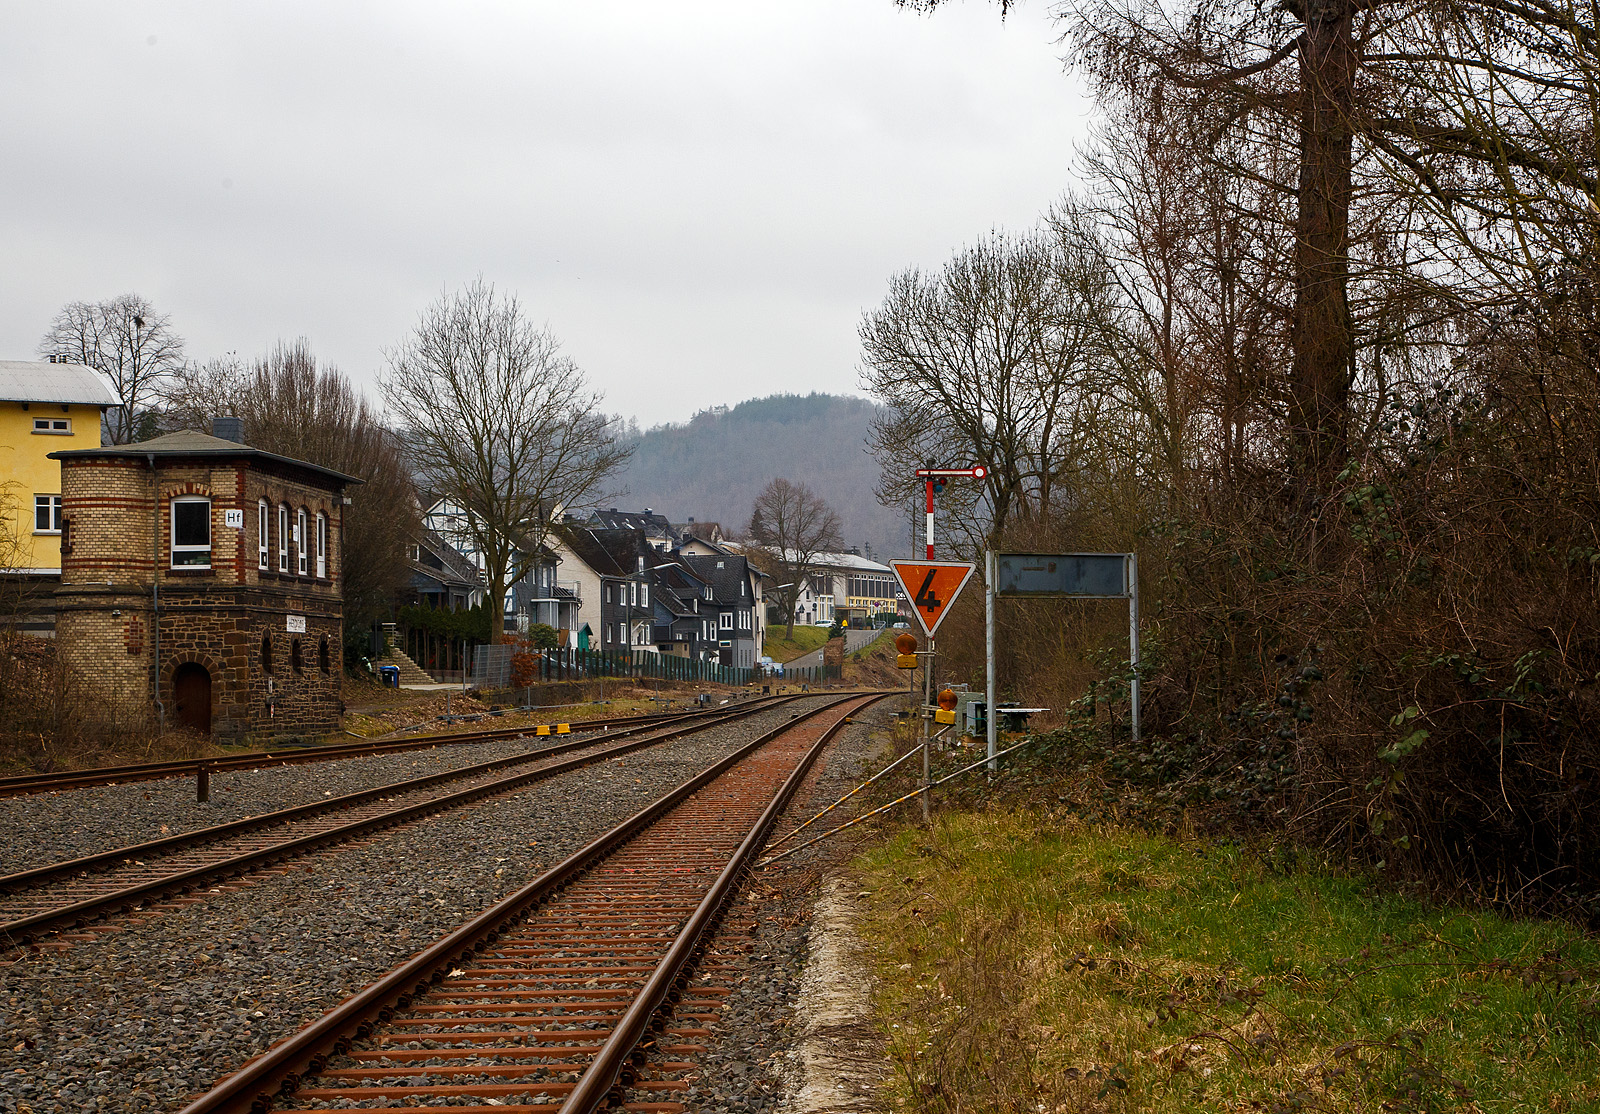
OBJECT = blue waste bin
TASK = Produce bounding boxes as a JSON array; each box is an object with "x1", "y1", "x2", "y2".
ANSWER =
[{"x1": 378, "y1": 665, "x2": 401, "y2": 688}]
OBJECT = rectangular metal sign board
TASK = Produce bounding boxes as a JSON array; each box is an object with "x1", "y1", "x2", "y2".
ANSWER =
[{"x1": 995, "y1": 553, "x2": 1130, "y2": 599}]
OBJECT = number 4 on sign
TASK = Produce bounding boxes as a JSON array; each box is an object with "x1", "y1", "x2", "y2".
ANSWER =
[{"x1": 889, "y1": 560, "x2": 977, "y2": 638}]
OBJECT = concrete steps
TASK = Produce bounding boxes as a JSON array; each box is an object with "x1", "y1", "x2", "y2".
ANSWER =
[{"x1": 382, "y1": 646, "x2": 437, "y2": 686}]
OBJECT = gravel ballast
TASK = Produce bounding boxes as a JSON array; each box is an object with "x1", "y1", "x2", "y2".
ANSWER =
[
  {"x1": 0, "y1": 697, "x2": 849, "y2": 1113},
  {"x1": 0, "y1": 712, "x2": 754, "y2": 876}
]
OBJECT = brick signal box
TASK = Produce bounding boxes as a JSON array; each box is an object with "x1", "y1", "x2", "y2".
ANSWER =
[{"x1": 50, "y1": 428, "x2": 360, "y2": 742}]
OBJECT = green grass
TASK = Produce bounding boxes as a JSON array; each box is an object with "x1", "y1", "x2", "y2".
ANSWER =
[
  {"x1": 762, "y1": 623, "x2": 832, "y2": 663},
  {"x1": 856, "y1": 810, "x2": 1600, "y2": 1113}
]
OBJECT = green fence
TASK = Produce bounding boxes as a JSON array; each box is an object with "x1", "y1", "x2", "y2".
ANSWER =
[{"x1": 471, "y1": 644, "x2": 757, "y2": 689}]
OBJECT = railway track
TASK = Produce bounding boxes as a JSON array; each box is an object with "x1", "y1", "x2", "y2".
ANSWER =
[
  {"x1": 0, "y1": 699, "x2": 769, "y2": 798},
  {"x1": 180, "y1": 691, "x2": 884, "y2": 1114},
  {"x1": 0, "y1": 696, "x2": 805, "y2": 947}
]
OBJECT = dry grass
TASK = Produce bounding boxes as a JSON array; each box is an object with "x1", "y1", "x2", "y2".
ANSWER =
[
  {"x1": 857, "y1": 809, "x2": 1600, "y2": 1113},
  {"x1": 0, "y1": 635, "x2": 217, "y2": 774}
]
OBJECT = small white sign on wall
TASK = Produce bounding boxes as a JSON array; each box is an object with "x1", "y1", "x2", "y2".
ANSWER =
[
  {"x1": 286, "y1": 614, "x2": 307, "y2": 633},
  {"x1": 224, "y1": 508, "x2": 244, "y2": 529}
]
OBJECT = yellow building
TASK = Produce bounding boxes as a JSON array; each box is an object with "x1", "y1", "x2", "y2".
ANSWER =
[{"x1": 0, "y1": 360, "x2": 116, "y2": 578}]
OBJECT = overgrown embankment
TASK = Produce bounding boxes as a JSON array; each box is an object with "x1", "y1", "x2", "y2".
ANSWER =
[{"x1": 856, "y1": 807, "x2": 1600, "y2": 1113}]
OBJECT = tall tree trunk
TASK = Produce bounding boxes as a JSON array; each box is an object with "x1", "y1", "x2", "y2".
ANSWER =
[{"x1": 1290, "y1": 0, "x2": 1356, "y2": 493}]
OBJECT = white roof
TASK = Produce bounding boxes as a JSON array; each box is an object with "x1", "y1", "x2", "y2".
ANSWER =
[
  {"x1": 0, "y1": 361, "x2": 117, "y2": 406},
  {"x1": 788, "y1": 548, "x2": 893, "y2": 574}
]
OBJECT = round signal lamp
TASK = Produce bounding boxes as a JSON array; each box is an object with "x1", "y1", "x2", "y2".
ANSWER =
[
  {"x1": 937, "y1": 688, "x2": 958, "y2": 712},
  {"x1": 895, "y1": 632, "x2": 919, "y2": 656}
]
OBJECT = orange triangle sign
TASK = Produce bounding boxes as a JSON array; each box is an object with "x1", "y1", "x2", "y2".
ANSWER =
[{"x1": 890, "y1": 560, "x2": 977, "y2": 637}]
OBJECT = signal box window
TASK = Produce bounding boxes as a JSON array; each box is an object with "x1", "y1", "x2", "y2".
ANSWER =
[
  {"x1": 31, "y1": 417, "x2": 71, "y2": 434},
  {"x1": 171, "y1": 497, "x2": 212, "y2": 567}
]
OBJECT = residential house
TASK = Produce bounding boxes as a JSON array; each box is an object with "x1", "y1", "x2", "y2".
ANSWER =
[
  {"x1": 589, "y1": 507, "x2": 676, "y2": 552},
  {"x1": 547, "y1": 524, "x2": 655, "y2": 654},
  {"x1": 405, "y1": 528, "x2": 484, "y2": 613},
  {"x1": 420, "y1": 496, "x2": 579, "y2": 637},
  {"x1": 649, "y1": 560, "x2": 717, "y2": 659},
  {"x1": 0, "y1": 360, "x2": 118, "y2": 629},
  {"x1": 677, "y1": 552, "x2": 759, "y2": 668}
]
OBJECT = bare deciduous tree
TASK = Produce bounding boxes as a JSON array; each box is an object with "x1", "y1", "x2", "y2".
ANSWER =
[
  {"x1": 746, "y1": 478, "x2": 843, "y2": 638},
  {"x1": 39, "y1": 294, "x2": 185, "y2": 444},
  {"x1": 383, "y1": 280, "x2": 629, "y2": 641},
  {"x1": 859, "y1": 230, "x2": 1106, "y2": 552}
]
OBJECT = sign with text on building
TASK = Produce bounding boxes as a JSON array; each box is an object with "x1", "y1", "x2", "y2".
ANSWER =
[
  {"x1": 889, "y1": 560, "x2": 977, "y2": 638},
  {"x1": 286, "y1": 614, "x2": 306, "y2": 633},
  {"x1": 224, "y1": 508, "x2": 244, "y2": 529}
]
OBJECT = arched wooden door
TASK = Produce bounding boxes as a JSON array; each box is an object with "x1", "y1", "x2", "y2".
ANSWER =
[{"x1": 173, "y1": 662, "x2": 213, "y2": 736}]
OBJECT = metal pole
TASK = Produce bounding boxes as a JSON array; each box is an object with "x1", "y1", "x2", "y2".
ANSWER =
[
  {"x1": 985, "y1": 547, "x2": 997, "y2": 773},
  {"x1": 1128, "y1": 552, "x2": 1140, "y2": 743},
  {"x1": 921, "y1": 635, "x2": 934, "y2": 822},
  {"x1": 924, "y1": 479, "x2": 935, "y2": 560}
]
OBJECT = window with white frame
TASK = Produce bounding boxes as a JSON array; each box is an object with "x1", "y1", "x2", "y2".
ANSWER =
[
  {"x1": 257, "y1": 500, "x2": 269, "y2": 570},
  {"x1": 277, "y1": 505, "x2": 289, "y2": 572},
  {"x1": 171, "y1": 497, "x2": 212, "y2": 568},
  {"x1": 720, "y1": 612, "x2": 733, "y2": 631},
  {"x1": 640, "y1": 584, "x2": 648, "y2": 608},
  {"x1": 605, "y1": 584, "x2": 612, "y2": 604},
  {"x1": 33, "y1": 495, "x2": 62, "y2": 534},
  {"x1": 297, "y1": 509, "x2": 309, "y2": 575},
  {"x1": 31, "y1": 417, "x2": 71, "y2": 435},
  {"x1": 316, "y1": 512, "x2": 327, "y2": 578},
  {"x1": 630, "y1": 581, "x2": 637, "y2": 607}
]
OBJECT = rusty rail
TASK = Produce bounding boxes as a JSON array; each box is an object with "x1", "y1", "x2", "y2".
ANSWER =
[{"x1": 176, "y1": 693, "x2": 885, "y2": 1114}]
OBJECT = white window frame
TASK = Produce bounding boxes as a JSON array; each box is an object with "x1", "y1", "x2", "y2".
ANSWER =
[
  {"x1": 31, "y1": 417, "x2": 71, "y2": 435},
  {"x1": 640, "y1": 584, "x2": 648, "y2": 608},
  {"x1": 277, "y1": 505, "x2": 289, "y2": 572},
  {"x1": 720, "y1": 611, "x2": 733, "y2": 631},
  {"x1": 33, "y1": 495, "x2": 62, "y2": 534},
  {"x1": 316, "y1": 512, "x2": 327, "y2": 578},
  {"x1": 297, "y1": 509, "x2": 309, "y2": 575},
  {"x1": 170, "y1": 496, "x2": 213, "y2": 569},
  {"x1": 257, "y1": 500, "x2": 269, "y2": 570}
]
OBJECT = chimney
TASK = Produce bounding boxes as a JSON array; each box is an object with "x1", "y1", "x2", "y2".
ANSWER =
[{"x1": 212, "y1": 416, "x2": 245, "y2": 443}]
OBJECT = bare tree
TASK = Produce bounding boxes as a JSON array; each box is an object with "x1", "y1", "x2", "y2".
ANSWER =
[
  {"x1": 746, "y1": 478, "x2": 843, "y2": 638},
  {"x1": 39, "y1": 294, "x2": 184, "y2": 444},
  {"x1": 860, "y1": 230, "x2": 1106, "y2": 551},
  {"x1": 164, "y1": 340, "x2": 420, "y2": 643},
  {"x1": 383, "y1": 280, "x2": 630, "y2": 641}
]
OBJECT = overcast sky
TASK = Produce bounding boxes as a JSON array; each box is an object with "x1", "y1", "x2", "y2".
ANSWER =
[{"x1": 1, "y1": 2, "x2": 1091, "y2": 427}]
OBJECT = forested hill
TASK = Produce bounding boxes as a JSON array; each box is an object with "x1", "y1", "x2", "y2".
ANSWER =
[{"x1": 607, "y1": 393, "x2": 903, "y2": 558}]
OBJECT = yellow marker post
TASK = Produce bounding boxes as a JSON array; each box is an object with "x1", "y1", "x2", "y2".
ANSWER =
[
  {"x1": 536, "y1": 724, "x2": 551, "y2": 736},
  {"x1": 556, "y1": 723, "x2": 570, "y2": 734}
]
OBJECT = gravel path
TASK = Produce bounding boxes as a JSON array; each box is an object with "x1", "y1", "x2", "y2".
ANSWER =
[
  {"x1": 0, "y1": 717, "x2": 719, "y2": 876},
  {"x1": 0, "y1": 697, "x2": 841, "y2": 1114}
]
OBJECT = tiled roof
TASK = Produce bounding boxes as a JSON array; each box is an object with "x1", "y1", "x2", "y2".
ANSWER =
[{"x1": 51, "y1": 429, "x2": 363, "y2": 486}]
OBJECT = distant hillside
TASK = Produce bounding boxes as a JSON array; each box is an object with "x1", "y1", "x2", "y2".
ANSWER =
[{"x1": 607, "y1": 393, "x2": 903, "y2": 559}]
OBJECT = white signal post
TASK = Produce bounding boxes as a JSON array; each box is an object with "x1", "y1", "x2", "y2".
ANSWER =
[
  {"x1": 914, "y1": 466, "x2": 987, "y2": 561},
  {"x1": 908, "y1": 467, "x2": 985, "y2": 819}
]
